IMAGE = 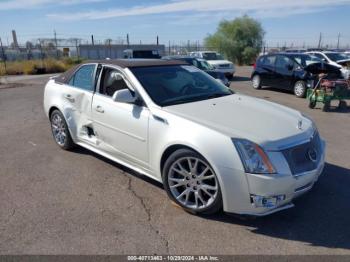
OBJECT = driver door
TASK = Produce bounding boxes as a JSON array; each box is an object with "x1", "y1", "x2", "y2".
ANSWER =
[{"x1": 92, "y1": 66, "x2": 150, "y2": 170}]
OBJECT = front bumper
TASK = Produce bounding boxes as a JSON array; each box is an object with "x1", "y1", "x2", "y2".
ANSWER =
[
  {"x1": 219, "y1": 139, "x2": 326, "y2": 216},
  {"x1": 215, "y1": 68, "x2": 235, "y2": 76}
]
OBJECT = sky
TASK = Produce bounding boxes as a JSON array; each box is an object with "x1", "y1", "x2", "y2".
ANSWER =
[{"x1": 0, "y1": 0, "x2": 350, "y2": 48}]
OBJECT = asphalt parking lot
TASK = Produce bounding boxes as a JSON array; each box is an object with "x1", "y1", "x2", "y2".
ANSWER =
[{"x1": 0, "y1": 66, "x2": 349, "y2": 255}]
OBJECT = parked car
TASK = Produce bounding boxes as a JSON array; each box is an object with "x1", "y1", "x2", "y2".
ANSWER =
[
  {"x1": 305, "y1": 51, "x2": 350, "y2": 79},
  {"x1": 251, "y1": 53, "x2": 343, "y2": 97},
  {"x1": 189, "y1": 51, "x2": 235, "y2": 78},
  {"x1": 123, "y1": 49, "x2": 161, "y2": 59},
  {"x1": 162, "y1": 56, "x2": 230, "y2": 86},
  {"x1": 44, "y1": 59, "x2": 325, "y2": 216}
]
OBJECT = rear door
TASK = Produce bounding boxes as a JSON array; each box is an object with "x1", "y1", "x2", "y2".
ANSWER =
[
  {"x1": 259, "y1": 55, "x2": 276, "y2": 86},
  {"x1": 61, "y1": 63, "x2": 97, "y2": 142}
]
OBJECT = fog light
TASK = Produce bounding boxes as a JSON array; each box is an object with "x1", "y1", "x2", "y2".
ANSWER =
[{"x1": 250, "y1": 194, "x2": 286, "y2": 208}]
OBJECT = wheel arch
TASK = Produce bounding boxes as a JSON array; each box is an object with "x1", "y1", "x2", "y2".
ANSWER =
[
  {"x1": 48, "y1": 106, "x2": 60, "y2": 118},
  {"x1": 160, "y1": 144, "x2": 200, "y2": 175}
]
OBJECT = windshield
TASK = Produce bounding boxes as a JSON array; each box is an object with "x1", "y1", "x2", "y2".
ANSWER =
[
  {"x1": 325, "y1": 52, "x2": 349, "y2": 62},
  {"x1": 130, "y1": 65, "x2": 233, "y2": 106},
  {"x1": 292, "y1": 54, "x2": 322, "y2": 67},
  {"x1": 202, "y1": 52, "x2": 224, "y2": 60}
]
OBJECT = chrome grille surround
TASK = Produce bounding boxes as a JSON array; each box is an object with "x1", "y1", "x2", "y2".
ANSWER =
[{"x1": 282, "y1": 130, "x2": 322, "y2": 176}]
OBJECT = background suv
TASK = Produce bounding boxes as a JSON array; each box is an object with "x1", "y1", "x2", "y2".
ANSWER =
[
  {"x1": 189, "y1": 51, "x2": 235, "y2": 78},
  {"x1": 162, "y1": 56, "x2": 230, "y2": 86},
  {"x1": 251, "y1": 53, "x2": 342, "y2": 97}
]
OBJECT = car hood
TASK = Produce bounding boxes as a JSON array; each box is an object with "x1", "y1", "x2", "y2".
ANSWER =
[
  {"x1": 163, "y1": 94, "x2": 314, "y2": 151},
  {"x1": 304, "y1": 62, "x2": 341, "y2": 74},
  {"x1": 207, "y1": 60, "x2": 233, "y2": 65},
  {"x1": 336, "y1": 59, "x2": 350, "y2": 67}
]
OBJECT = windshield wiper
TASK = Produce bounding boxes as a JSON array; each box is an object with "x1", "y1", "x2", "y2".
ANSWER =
[{"x1": 206, "y1": 93, "x2": 231, "y2": 99}]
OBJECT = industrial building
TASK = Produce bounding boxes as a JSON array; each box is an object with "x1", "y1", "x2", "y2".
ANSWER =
[{"x1": 79, "y1": 44, "x2": 166, "y2": 59}]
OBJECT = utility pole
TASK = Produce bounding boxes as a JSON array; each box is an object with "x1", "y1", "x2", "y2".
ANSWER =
[
  {"x1": 91, "y1": 35, "x2": 94, "y2": 46},
  {"x1": 127, "y1": 33, "x2": 130, "y2": 46},
  {"x1": 0, "y1": 37, "x2": 7, "y2": 75},
  {"x1": 156, "y1": 35, "x2": 159, "y2": 46},
  {"x1": 318, "y1": 32, "x2": 322, "y2": 49},
  {"x1": 337, "y1": 33, "x2": 341, "y2": 49},
  {"x1": 54, "y1": 30, "x2": 59, "y2": 59}
]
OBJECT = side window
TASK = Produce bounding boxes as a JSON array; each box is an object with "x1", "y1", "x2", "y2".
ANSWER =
[
  {"x1": 314, "y1": 53, "x2": 325, "y2": 60},
  {"x1": 276, "y1": 55, "x2": 292, "y2": 69},
  {"x1": 99, "y1": 67, "x2": 130, "y2": 97},
  {"x1": 262, "y1": 55, "x2": 276, "y2": 67},
  {"x1": 69, "y1": 64, "x2": 96, "y2": 91}
]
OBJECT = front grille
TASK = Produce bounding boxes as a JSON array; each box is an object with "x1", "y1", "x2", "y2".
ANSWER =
[
  {"x1": 282, "y1": 131, "x2": 322, "y2": 175},
  {"x1": 219, "y1": 64, "x2": 231, "y2": 68}
]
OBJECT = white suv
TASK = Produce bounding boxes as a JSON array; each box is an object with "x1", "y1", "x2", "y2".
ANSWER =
[{"x1": 189, "y1": 51, "x2": 235, "y2": 78}]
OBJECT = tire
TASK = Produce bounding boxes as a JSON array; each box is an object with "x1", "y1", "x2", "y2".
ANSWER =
[
  {"x1": 252, "y1": 74, "x2": 261, "y2": 89},
  {"x1": 323, "y1": 101, "x2": 331, "y2": 112},
  {"x1": 308, "y1": 100, "x2": 316, "y2": 109},
  {"x1": 294, "y1": 81, "x2": 307, "y2": 98},
  {"x1": 338, "y1": 100, "x2": 347, "y2": 110},
  {"x1": 162, "y1": 149, "x2": 223, "y2": 215},
  {"x1": 50, "y1": 110, "x2": 75, "y2": 150}
]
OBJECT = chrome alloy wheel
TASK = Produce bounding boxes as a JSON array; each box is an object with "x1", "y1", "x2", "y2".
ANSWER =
[
  {"x1": 168, "y1": 157, "x2": 219, "y2": 210},
  {"x1": 51, "y1": 113, "x2": 66, "y2": 146},
  {"x1": 294, "y1": 82, "x2": 305, "y2": 97}
]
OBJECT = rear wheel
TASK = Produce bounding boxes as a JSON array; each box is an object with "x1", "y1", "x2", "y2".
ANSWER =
[
  {"x1": 50, "y1": 110, "x2": 75, "y2": 150},
  {"x1": 308, "y1": 100, "x2": 317, "y2": 109},
  {"x1": 294, "y1": 81, "x2": 307, "y2": 98},
  {"x1": 252, "y1": 74, "x2": 261, "y2": 89},
  {"x1": 162, "y1": 149, "x2": 222, "y2": 215}
]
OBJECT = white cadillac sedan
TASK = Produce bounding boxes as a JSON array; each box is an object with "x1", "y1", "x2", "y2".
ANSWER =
[{"x1": 44, "y1": 59, "x2": 325, "y2": 216}]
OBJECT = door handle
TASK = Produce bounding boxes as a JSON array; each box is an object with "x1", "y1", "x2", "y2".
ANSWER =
[
  {"x1": 63, "y1": 94, "x2": 75, "y2": 103},
  {"x1": 95, "y1": 105, "x2": 104, "y2": 113}
]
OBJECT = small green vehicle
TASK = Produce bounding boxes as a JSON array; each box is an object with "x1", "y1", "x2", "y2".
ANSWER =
[{"x1": 307, "y1": 77, "x2": 350, "y2": 112}]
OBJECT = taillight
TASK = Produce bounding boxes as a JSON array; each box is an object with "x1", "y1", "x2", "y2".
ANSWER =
[{"x1": 253, "y1": 63, "x2": 256, "y2": 69}]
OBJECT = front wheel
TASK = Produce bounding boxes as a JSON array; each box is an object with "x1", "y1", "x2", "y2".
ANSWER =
[
  {"x1": 308, "y1": 100, "x2": 317, "y2": 109},
  {"x1": 294, "y1": 81, "x2": 307, "y2": 98},
  {"x1": 162, "y1": 149, "x2": 222, "y2": 215}
]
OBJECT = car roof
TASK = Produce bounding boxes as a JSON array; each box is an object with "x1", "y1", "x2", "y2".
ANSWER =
[
  {"x1": 55, "y1": 59, "x2": 188, "y2": 84},
  {"x1": 89, "y1": 59, "x2": 187, "y2": 68}
]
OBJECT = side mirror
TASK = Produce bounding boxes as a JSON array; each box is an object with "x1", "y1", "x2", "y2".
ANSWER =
[{"x1": 112, "y1": 89, "x2": 137, "y2": 104}]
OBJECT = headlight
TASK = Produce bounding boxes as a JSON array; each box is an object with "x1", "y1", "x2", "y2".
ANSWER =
[{"x1": 233, "y1": 139, "x2": 276, "y2": 174}]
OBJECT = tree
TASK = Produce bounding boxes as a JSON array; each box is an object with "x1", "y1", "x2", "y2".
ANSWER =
[{"x1": 204, "y1": 15, "x2": 264, "y2": 65}]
